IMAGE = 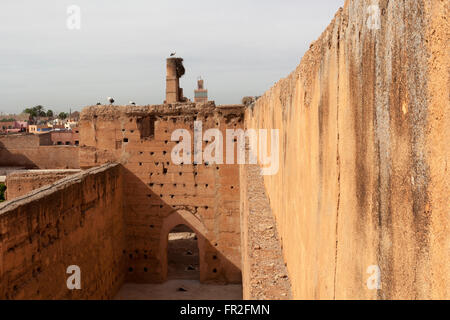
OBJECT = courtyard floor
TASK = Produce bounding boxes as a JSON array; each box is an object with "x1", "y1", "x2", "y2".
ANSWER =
[{"x1": 114, "y1": 280, "x2": 243, "y2": 300}]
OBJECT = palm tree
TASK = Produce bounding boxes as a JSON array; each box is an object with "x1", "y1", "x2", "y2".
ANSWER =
[
  {"x1": 24, "y1": 107, "x2": 37, "y2": 118},
  {"x1": 23, "y1": 105, "x2": 49, "y2": 124},
  {"x1": 35, "y1": 105, "x2": 46, "y2": 117}
]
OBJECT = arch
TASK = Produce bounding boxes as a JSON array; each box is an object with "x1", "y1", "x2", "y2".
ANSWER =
[
  {"x1": 167, "y1": 224, "x2": 199, "y2": 280},
  {"x1": 159, "y1": 210, "x2": 208, "y2": 282}
]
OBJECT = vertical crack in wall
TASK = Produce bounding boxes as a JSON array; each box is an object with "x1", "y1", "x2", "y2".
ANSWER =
[
  {"x1": 406, "y1": 0, "x2": 431, "y2": 300},
  {"x1": 374, "y1": 0, "x2": 392, "y2": 300},
  {"x1": 333, "y1": 15, "x2": 342, "y2": 301}
]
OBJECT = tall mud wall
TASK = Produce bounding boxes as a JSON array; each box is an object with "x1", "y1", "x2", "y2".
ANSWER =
[
  {"x1": 0, "y1": 164, "x2": 125, "y2": 299},
  {"x1": 244, "y1": 0, "x2": 449, "y2": 299},
  {"x1": 79, "y1": 104, "x2": 244, "y2": 284},
  {"x1": 0, "y1": 135, "x2": 79, "y2": 169}
]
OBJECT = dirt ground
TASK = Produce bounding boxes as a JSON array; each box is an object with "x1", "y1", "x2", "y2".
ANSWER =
[
  {"x1": 114, "y1": 280, "x2": 243, "y2": 300},
  {"x1": 243, "y1": 165, "x2": 293, "y2": 299}
]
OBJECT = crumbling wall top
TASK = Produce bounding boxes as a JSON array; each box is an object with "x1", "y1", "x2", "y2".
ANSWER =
[
  {"x1": 80, "y1": 102, "x2": 245, "y2": 121},
  {"x1": 167, "y1": 57, "x2": 186, "y2": 78}
]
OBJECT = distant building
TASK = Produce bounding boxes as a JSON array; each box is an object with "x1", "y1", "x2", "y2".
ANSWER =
[
  {"x1": 194, "y1": 78, "x2": 208, "y2": 103},
  {"x1": 65, "y1": 120, "x2": 79, "y2": 130},
  {"x1": 52, "y1": 125, "x2": 66, "y2": 131},
  {"x1": 51, "y1": 118, "x2": 64, "y2": 126},
  {"x1": 28, "y1": 125, "x2": 52, "y2": 133},
  {"x1": 0, "y1": 121, "x2": 16, "y2": 133},
  {"x1": 16, "y1": 121, "x2": 28, "y2": 131},
  {"x1": 51, "y1": 128, "x2": 80, "y2": 146},
  {"x1": 0, "y1": 121, "x2": 28, "y2": 134}
]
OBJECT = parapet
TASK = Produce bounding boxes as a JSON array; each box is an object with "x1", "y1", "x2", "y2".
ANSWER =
[{"x1": 80, "y1": 102, "x2": 245, "y2": 121}]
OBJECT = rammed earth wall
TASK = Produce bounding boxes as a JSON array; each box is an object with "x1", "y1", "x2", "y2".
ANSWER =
[
  {"x1": 0, "y1": 164, "x2": 125, "y2": 299},
  {"x1": 244, "y1": 0, "x2": 449, "y2": 299}
]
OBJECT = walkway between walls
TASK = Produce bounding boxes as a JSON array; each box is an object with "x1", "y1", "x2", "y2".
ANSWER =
[{"x1": 240, "y1": 165, "x2": 292, "y2": 299}]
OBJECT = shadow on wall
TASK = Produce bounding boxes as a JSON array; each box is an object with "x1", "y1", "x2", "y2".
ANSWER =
[
  {"x1": 0, "y1": 141, "x2": 39, "y2": 169},
  {"x1": 0, "y1": 139, "x2": 80, "y2": 169},
  {"x1": 121, "y1": 167, "x2": 242, "y2": 285}
]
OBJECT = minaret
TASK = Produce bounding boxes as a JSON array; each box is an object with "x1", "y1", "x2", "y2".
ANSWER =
[{"x1": 194, "y1": 78, "x2": 208, "y2": 103}]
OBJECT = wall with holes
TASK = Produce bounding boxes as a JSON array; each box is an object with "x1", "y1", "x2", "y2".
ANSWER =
[{"x1": 79, "y1": 103, "x2": 244, "y2": 284}]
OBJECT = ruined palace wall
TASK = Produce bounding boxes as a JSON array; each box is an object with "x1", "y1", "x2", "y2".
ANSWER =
[
  {"x1": 0, "y1": 164, "x2": 126, "y2": 299},
  {"x1": 0, "y1": 135, "x2": 79, "y2": 169},
  {"x1": 5, "y1": 170, "x2": 81, "y2": 200},
  {"x1": 244, "y1": 0, "x2": 449, "y2": 299},
  {"x1": 79, "y1": 104, "x2": 243, "y2": 284}
]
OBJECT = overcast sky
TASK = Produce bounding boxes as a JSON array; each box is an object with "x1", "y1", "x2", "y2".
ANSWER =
[{"x1": 0, "y1": 0, "x2": 344, "y2": 114}]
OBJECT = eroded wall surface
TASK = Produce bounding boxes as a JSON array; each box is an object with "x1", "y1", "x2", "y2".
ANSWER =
[
  {"x1": 5, "y1": 170, "x2": 81, "y2": 200},
  {"x1": 79, "y1": 103, "x2": 244, "y2": 284},
  {"x1": 245, "y1": 0, "x2": 449, "y2": 299},
  {"x1": 0, "y1": 164, "x2": 126, "y2": 299}
]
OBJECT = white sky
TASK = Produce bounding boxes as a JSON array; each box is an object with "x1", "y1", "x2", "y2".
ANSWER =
[{"x1": 0, "y1": 0, "x2": 344, "y2": 114}]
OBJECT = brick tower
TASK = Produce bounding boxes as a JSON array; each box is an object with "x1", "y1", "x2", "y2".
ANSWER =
[{"x1": 165, "y1": 57, "x2": 186, "y2": 104}]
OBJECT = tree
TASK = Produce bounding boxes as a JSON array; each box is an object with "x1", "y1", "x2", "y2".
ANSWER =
[
  {"x1": 46, "y1": 110, "x2": 54, "y2": 118},
  {"x1": 23, "y1": 107, "x2": 37, "y2": 118},
  {"x1": 58, "y1": 112, "x2": 68, "y2": 120},
  {"x1": 23, "y1": 105, "x2": 47, "y2": 120},
  {"x1": 35, "y1": 105, "x2": 46, "y2": 117}
]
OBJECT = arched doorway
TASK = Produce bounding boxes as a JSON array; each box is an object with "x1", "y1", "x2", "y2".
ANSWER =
[
  {"x1": 159, "y1": 210, "x2": 207, "y2": 282},
  {"x1": 167, "y1": 224, "x2": 200, "y2": 280}
]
